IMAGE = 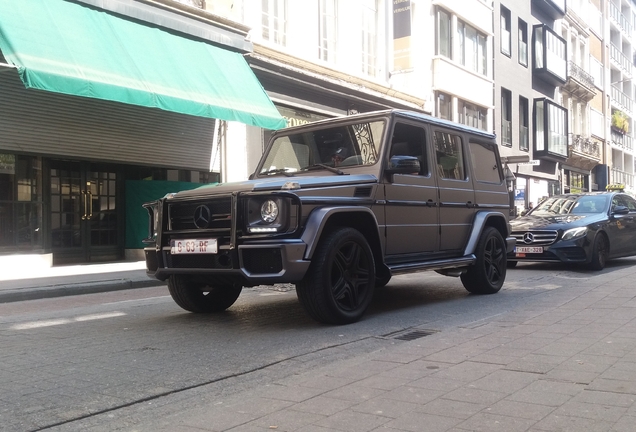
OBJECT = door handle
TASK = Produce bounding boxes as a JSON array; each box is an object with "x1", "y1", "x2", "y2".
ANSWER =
[
  {"x1": 87, "y1": 190, "x2": 93, "y2": 220},
  {"x1": 466, "y1": 201, "x2": 473, "y2": 208},
  {"x1": 81, "y1": 190, "x2": 88, "y2": 220}
]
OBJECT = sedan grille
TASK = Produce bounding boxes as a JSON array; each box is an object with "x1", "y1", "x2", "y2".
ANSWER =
[{"x1": 512, "y1": 230, "x2": 558, "y2": 246}]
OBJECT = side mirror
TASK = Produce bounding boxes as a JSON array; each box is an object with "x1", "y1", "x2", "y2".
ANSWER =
[
  {"x1": 612, "y1": 205, "x2": 630, "y2": 215},
  {"x1": 386, "y1": 155, "x2": 420, "y2": 176}
]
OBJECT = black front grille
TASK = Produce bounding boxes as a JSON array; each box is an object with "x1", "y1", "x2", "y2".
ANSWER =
[
  {"x1": 168, "y1": 198, "x2": 232, "y2": 232},
  {"x1": 242, "y1": 248, "x2": 283, "y2": 274}
]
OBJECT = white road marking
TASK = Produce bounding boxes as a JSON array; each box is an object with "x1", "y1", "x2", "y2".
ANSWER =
[{"x1": 10, "y1": 312, "x2": 126, "y2": 330}]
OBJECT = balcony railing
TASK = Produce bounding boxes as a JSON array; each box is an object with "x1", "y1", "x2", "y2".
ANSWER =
[
  {"x1": 519, "y1": 125, "x2": 529, "y2": 151},
  {"x1": 610, "y1": 44, "x2": 632, "y2": 75},
  {"x1": 610, "y1": 2, "x2": 632, "y2": 36},
  {"x1": 611, "y1": 86, "x2": 633, "y2": 112},
  {"x1": 611, "y1": 167, "x2": 635, "y2": 188},
  {"x1": 502, "y1": 120, "x2": 512, "y2": 146},
  {"x1": 567, "y1": 60, "x2": 595, "y2": 90},
  {"x1": 611, "y1": 130, "x2": 633, "y2": 151},
  {"x1": 569, "y1": 134, "x2": 601, "y2": 159}
]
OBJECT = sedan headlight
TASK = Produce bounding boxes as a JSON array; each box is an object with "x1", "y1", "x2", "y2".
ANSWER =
[
  {"x1": 245, "y1": 197, "x2": 293, "y2": 234},
  {"x1": 561, "y1": 226, "x2": 587, "y2": 241}
]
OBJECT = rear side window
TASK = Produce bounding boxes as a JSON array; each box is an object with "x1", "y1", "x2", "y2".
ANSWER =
[
  {"x1": 469, "y1": 141, "x2": 502, "y2": 184},
  {"x1": 434, "y1": 131, "x2": 465, "y2": 180}
]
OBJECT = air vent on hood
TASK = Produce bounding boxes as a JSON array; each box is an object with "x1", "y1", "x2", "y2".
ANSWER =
[{"x1": 354, "y1": 186, "x2": 372, "y2": 198}]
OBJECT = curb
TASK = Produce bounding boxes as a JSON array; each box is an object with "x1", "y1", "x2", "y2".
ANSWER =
[{"x1": 0, "y1": 279, "x2": 164, "y2": 304}]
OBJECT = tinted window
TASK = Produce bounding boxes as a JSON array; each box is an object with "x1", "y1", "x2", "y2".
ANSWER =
[
  {"x1": 469, "y1": 141, "x2": 501, "y2": 184},
  {"x1": 390, "y1": 123, "x2": 429, "y2": 176},
  {"x1": 624, "y1": 195, "x2": 636, "y2": 211},
  {"x1": 531, "y1": 195, "x2": 609, "y2": 215},
  {"x1": 434, "y1": 131, "x2": 465, "y2": 180}
]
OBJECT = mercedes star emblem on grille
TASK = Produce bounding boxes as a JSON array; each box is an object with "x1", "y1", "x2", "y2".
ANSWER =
[
  {"x1": 523, "y1": 232, "x2": 534, "y2": 244},
  {"x1": 193, "y1": 205, "x2": 211, "y2": 229}
]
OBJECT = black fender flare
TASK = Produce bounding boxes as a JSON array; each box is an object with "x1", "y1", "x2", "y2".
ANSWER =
[
  {"x1": 301, "y1": 206, "x2": 382, "y2": 260},
  {"x1": 463, "y1": 211, "x2": 513, "y2": 256}
]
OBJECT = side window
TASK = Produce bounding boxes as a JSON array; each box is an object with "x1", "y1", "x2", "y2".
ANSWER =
[
  {"x1": 433, "y1": 131, "x2": 465, "y2": 180},
  {"x1": 611, "y1": 195, "x2": 626, "y2": 211},
  {"x1": 469, "y1": 141, "x2": 502, "y2": 184},
  {"x1": 625, "y1": 196, "x2": 636, "y2": 211},
  {"x1": 390, "y1": 123, "x2": 430, "y2": 176}
]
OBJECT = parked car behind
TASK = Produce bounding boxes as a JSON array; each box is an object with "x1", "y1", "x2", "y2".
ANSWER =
[{"x1": 508, "y1": 190, "x2": 636, "y2": 270}]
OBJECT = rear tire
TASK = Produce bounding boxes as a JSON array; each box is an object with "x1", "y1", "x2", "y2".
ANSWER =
[
  {"x1": 296, "y1": 227, "x2": 375, "y2": 324},
  {"x1": 589, "y1": 233, "x2": 609, "y2": 271},
  {"x1": 168, "y1": 275, "x2": 242, "y2": 313},
  {"x1": 461, "y1": 227, "x2": 506, "y2": 294}
]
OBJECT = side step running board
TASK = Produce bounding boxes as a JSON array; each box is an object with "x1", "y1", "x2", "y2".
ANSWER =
[{"x1": 388, "y1": 255, "x2": 476, "y2": 275}]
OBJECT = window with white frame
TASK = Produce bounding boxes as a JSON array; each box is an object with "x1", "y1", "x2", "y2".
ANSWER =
[
  {"x1": 361, "y1": 0, "x2": 378, "y2": 76},
  {"x1": 262, "y1": 0, "x2": 287, "y2": 46},
  {"x1": 458, "y1": 20, "x2": 487, "y2": 75},
  {"x1": 319, "y1": 0, "x2": 337, "y2": 62},
  {"x1": 518, "y1": 19, "x2": 528, "y2": 66},
  {"x1": 436, "y1": 8, "x2": 451, "y2": 58},
  {"x1": 458, "y1": 99, "x2": 487, "y2": 131}
]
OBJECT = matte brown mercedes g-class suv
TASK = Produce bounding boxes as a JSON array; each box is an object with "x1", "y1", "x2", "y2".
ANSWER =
[{"x1": 143, "y1": 110, "x2": 515, "y2": 324}]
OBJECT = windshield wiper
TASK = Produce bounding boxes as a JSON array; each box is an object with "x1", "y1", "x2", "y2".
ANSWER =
[
  {"x1": 302, "y1": 164, "x2": 349, "y2": 175},
  {"x1": 260, "y1": 168, "x2": 295, "y2": 177}
]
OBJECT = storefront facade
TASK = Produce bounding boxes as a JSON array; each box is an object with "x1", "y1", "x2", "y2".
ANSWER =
[{"x1": 0, "y1": 0, "x2": 284, "y2": 267}]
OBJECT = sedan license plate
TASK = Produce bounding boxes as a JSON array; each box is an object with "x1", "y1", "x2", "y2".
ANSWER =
[
  {"x1": 515, "y1": 246, "x2": 543, "y2": 254},
  {"x1": 171, "y1": 239, "x2": 218, "y2": 254}
]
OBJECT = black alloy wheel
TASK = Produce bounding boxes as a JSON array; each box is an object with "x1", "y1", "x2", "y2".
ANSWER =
[
  {"x1": 168, "y1": 275, "x2": 242, "y2": 313},
  {"x1": 296, "y1": 227, "x2": 375, "y2": 324},
  {"x1": 461, "y1": 226, "x2": 506, "y2": 294},
  {"x1": 589, "y1": 233, "x2": 609, "y2": 271}
]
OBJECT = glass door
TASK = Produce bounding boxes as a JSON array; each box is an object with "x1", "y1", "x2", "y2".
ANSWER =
[{"x1": 50, "y1": 160, "x2": 121, "y2": 264}]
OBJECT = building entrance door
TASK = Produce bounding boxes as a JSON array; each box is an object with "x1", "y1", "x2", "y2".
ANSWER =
[{"x1": 50, "y1": 160, "x2": 122, "y2": 264}]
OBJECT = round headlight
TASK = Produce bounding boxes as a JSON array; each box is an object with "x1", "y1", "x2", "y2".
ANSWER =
[{"x1": 260, "y1": 200, "x2": 279, "y2": 223}]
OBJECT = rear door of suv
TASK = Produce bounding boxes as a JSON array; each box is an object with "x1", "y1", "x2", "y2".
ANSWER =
[{"x1": 432, "y1": 128, "x2": 476, "y2": 252}]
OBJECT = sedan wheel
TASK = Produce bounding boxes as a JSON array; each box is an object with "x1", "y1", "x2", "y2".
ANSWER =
[{"x1": 589, "y1": 233, "x2": 609, "y2": 271}]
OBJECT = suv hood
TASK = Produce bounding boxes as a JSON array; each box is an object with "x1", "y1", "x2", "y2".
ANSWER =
[
  {"x1": 510, "y1": 213, "x2": 604, "y2": 231},
  {"x1": 167, "y1": 174, "x2": 378, "y2": 199}
]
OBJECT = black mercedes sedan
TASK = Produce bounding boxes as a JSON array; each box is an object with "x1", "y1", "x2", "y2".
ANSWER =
[{"x1": 508, "y1": 191, "x2": 636, "y2": 270}]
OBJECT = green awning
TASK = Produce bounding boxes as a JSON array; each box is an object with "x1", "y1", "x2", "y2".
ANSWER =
[{"x1": 0, "y1": 0, "x2": 286, "y2": 130}]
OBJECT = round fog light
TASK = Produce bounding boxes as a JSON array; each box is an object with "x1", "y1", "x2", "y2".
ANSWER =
[{"x1": 260, "y1": 200, "x2": 279, "y2": 223}]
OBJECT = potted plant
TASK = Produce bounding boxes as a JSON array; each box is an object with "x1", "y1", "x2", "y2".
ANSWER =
[{"x1": 612, "y1": 110, "x2": 629, "y2": 134}]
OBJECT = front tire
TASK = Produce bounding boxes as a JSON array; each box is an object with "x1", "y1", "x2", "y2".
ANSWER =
[
  {"x1": 589, "y1": 233, "x2": 609, "y2": 271},
  {"x1": 296, "y1": 227, "x2": 375, "y2": 324},
  {"x1": 168, "y1": 275, "x2": 242, "y2": 313},
  {"x1": 461, "y1": 227, "x2": 506, "y2": 294}
]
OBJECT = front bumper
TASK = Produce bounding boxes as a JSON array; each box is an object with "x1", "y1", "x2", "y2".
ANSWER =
[
  {"x1": 144, "y1": 239, "x2": 310, "y2": 285},
  {"x1": 507, "y1": 235, "x2": 591, "y2": 264}
]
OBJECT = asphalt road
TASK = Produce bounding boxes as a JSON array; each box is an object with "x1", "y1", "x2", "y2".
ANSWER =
[{"x1": 1, "y1": 260, "x2": 633, "y2": 432}]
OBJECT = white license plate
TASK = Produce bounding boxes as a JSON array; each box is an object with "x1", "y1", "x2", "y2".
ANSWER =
[
  {"x1": 515, "y1": 246, "x2": 543, "y2": 254},
  {"x1": 171, "y1": 239, "x2": 218, "y2": 254}
]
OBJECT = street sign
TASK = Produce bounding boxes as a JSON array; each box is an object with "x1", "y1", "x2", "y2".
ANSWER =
[{"x1": 518, "y1": 160, "x2": 540, "y2": 166}]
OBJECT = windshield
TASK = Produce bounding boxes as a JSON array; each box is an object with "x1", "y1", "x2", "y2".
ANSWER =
[
  {"x1": 530, "y1": 195, "x2": 609, "y2": 216},
  {"x1": 259, "y1": 120, "x2": 385, "y2": 175}
]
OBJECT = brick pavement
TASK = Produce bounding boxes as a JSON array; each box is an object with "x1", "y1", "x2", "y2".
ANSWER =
[{"x1": 41, "y1": 259, "x2": 636, "y2": 432}]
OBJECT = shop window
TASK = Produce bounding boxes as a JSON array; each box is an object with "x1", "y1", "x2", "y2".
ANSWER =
[
  {"x1": 319, "y1": 0, "x2": 337, "y2": 62},
  {"x1": 0, "y1": 154, "x2": 43, "y2": 249},
  {"x1": 262, "y1": 0, "x2": 287, "y2": 46}
]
